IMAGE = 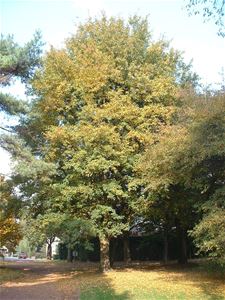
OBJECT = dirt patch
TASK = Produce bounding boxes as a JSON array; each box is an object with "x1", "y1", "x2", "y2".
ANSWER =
[{"x1": 0, "y1": 261, "x2": 80, "y2": 300}]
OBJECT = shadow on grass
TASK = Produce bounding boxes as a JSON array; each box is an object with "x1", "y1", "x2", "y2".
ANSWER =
[
  {"x1": 80, "y1": 286, "x2": 130, "y2": 300},
  {"x1": 68, "y1": 270, "x2": 131, "y2": 300}
]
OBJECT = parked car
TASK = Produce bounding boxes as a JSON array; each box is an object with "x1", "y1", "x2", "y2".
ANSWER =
[
  {"x1": 18, "y1": 252, "x2": 27, "y2": 259},
  {"x1": 0, "y1": 247, "x2": 8, "y2": 256}
]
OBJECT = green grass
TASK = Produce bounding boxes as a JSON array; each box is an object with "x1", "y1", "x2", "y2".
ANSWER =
[
  {"x1": 80, "y1": 287, "x2": 189, "y2": 300},
  {"x1": 80, "y1": 286, "x2": 224, "y2": 300},
  {"x1": 0, "y1": 267, "x2": 24, "y2": 284},
  {"x1": 76, "y1": 263, "x2": 225, "y2": 300},
  {"x1": 81, "y1": 287, "x2": 130, "y2": 300}
]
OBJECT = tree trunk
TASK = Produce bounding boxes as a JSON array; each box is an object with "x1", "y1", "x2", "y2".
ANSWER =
[
  {"x1": 47, "y1": 243, "x2": 52, "y2": 260},
  {"x1": 99, "y1": 236, "x2": 110, "y2": 272},
  {"x1": 180, "y1": 231, "x2": 187, "y2": 264},
  {"x1": 123, "y1": 234, "x2": 131, "y2": 263},
  {"x1": 67, "y1": 248, "x2": 73, "y2": 262},
  {"x1": 110, "y1": 238, "x2": 117, "y2": 268},
  {"x1": 176, "y1": 221, "x2": 188, "y2": 264},
  {"x1": 163, "y1": 227, "x2": 169, "y2": 263}
]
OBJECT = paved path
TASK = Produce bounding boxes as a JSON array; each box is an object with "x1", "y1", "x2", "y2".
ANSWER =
[{"x1": 0, "y1": 261, "x2": 80, "y2": 300}]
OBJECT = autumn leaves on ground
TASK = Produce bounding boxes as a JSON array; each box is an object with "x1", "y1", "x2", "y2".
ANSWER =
[{"x1": 1, "y1": 260, "x2": 225, "y2": 300}]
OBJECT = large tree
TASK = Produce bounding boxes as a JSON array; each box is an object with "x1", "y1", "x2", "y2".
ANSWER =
[
  {"x1": 0, "y1": 33, "x2": 44, "y2": 243},
  {"x1": 6, "y1": 16, "x2": 196, "y2": 271}
]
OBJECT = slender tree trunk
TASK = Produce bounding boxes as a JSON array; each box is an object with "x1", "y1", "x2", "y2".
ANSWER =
[
  {"x1": 163, "y1": 227, "x2": 169, "y2": 263},
  {"x1": 99, "y1": 236, "x2": 110, "y2": 272},
  {"x1": 110, "y1": 238, "x2": 117, "y2": 268},
  {"x1": 123, "y1": 233, "x2": 131, "y2": 263},
  {"x1": 176, "y1": 221, "x2": 188, "y2": 264},
  {"x1": 180, "y1": 231, "x2": 187, "y2": 264},
  {"x1": 47, "y1": 243, "x2": 52, "y2": 260},
  {"x1": 67, "y1": 248, "x2": 73, "y2": 262}
]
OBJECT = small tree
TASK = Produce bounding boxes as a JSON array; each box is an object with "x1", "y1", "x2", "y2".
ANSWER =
[
  {"x1": 59, "y1": 217, "x2": 95, "y2": 262},
  {"x1": 26, "y1": 213, "x2": 63, "y2": 259}
]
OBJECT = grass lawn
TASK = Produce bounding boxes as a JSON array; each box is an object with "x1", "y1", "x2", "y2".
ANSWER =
[
  {"x1": 0, "y1": 260, "x2": 224, "y2": 299},
  {"x1": 72, "y1": 262, "x2": 225, "y2": 300}
]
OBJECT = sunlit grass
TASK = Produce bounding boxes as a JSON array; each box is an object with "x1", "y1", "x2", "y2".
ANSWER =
[{"x1": 69, "y1": 263, "x2": 225, "y2": 300}]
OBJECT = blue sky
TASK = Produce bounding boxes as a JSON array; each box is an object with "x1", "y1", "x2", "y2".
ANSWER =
[{"x1": 0, "y1": 0, "x2": 225, "y2": 174}]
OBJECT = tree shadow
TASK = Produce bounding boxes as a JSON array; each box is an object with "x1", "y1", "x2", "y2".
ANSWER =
[
  {"x1": 80, "y1": 285, "x2": 130, "y2": 300},
  {"x1": 68, "y1": 269, "x2": 132, "y2": 300}
]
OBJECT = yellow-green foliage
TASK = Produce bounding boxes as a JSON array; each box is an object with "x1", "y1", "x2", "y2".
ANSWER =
[
  {"x1": 139, "y1": 92, "x2": 225, "y2": 259},
  {"x1": 31, "y1": 16, "x2": 194, "y2": 241},
  {"x1": 0, "y1": 177, "x2": 22, "y2": 250}
]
